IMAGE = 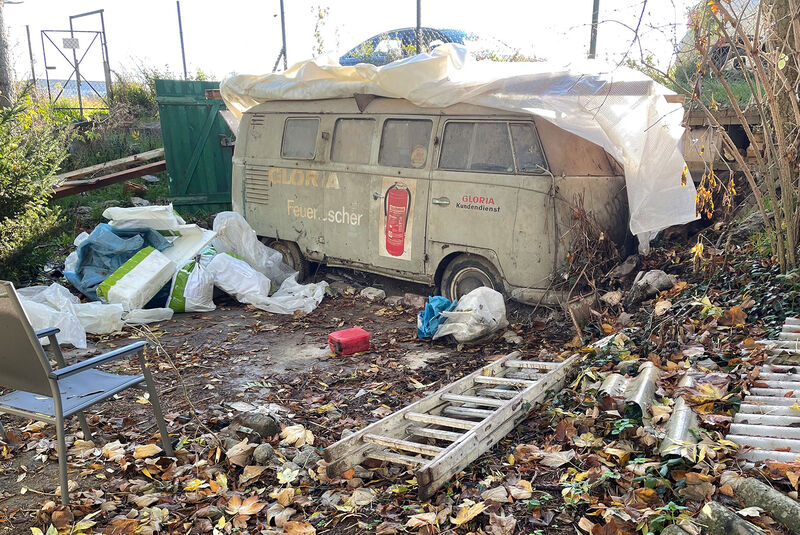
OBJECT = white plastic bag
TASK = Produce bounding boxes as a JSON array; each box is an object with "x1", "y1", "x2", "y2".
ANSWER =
[
  {"x1": 206, "y1": 252, "x2": 272, "y2": 305},
  {"x1": 168, "y1": 257, "x2": 216, "y2": 313},
  {"x1": 212, "y1": 212, "x2": 294, "y2": 284},
  {"x1": 97, "y1": 247, "x2": 176, "y2": 311},
  {"x1": 103, "y1": 203, "x2": 186, "y2": 231},
  {"x1": 20, "y1": 298, "x2": 87, "y2": 349},
  {"x1": 433, "y1": 287, "x2": 508, "y2": 343},
  {"x1": 123, "y1": 308, "x2": 174, "y2": 325},
  {"x1": 74, "y1": 302, "x2": 125, "y2": 334},
  {"x1": 64, "y1": 231, "x2": 90, "y2": 273},
  {"x1": 258, "y1": 275, "x2": 328, "y2": 315}
]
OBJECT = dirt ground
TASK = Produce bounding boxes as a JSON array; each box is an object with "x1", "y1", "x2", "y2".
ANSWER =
[{"x1": 0, "y1": 270, "x2": 573, "y2": 533}]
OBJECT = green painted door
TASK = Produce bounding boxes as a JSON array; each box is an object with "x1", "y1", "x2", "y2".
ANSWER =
[{"x1": 156, "y1": 79, "x2": 233, "y2": 214}]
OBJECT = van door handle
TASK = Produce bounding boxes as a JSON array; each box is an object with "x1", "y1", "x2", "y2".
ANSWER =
[{"x1": 432, "y1": 197, "x2": 450, "y2": 206}]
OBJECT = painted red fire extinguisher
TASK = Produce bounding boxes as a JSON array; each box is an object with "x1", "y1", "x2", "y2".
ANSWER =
[{"x1": 384, "y1": 182, "x2": 411, "y2": 257}]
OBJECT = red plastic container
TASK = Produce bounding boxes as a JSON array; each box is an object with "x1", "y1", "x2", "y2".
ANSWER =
[{"x1": 328, "y1": 327, "x2": 370, "y2": 355}]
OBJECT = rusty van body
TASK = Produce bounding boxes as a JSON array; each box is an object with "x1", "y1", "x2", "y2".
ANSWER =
[{"x1": 231, "y1": 96, "x2": 628, "y2": 303}]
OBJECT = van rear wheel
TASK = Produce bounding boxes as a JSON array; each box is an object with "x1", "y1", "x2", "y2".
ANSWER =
[
  {"x1": 440, "y1": 254, "x2": 503, "y2": 301},
  {"x1": 263, "y1": 239, "x2": 309, "y2": 281}
]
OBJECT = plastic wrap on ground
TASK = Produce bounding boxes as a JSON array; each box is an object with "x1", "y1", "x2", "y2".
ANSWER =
[
  {"x1": 64, "y1": 224, "x2": 172, "y2": 301},
  {"x1": 123, "y1": 308, "x2": 174, "y2": 325},
  {"x1": 433, "y1": 287, "x2": 508, "y2": 343},
  {"x1": 417, "y1": 296, "x2": 456, "y2": 338},
  {"x1": 221, "y1": 44, "x2": 697, "y2": 248},
  {"x1": 17, "y1": 283, "x2": 126, "y2": 348},
  {"x1": 212, "y1": 212, "x2": 295, "y2": 285}
]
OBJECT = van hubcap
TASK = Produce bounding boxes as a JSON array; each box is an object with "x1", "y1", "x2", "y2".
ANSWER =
[{"x1": 450, "y1": 267, "x2": 493, "y2": 300}]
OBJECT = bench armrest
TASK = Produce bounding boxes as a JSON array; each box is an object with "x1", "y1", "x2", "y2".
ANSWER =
[{"x1": 50, "y1": 341, "x2": 148, "y2": 380}]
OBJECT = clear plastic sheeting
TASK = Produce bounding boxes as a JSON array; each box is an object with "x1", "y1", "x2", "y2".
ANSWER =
[
  {"x1": 212, "y1": 212, "x2": 295, "y2": 284},
  {"x1": 433, "y1": 287, "x2": 508, "y2": 343},
  {"x1": 221, "y1": 44, "x2": 697, "y2": 248},
  {"x1": 123, "y1": 307, "x2": 174, "y2": 325}
]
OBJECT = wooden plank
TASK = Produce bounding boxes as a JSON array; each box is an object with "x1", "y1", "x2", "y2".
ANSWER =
[
  {"x1": 363, "y1": 434, "x2": 443, "y2": 456},
  {"x1": 442, "y1": 406, "x2": 494, "y2": 419},
  {"x1": 55, "y1": 148, "x2": 164, "y2": 182},
  {"x1": 367, "y1": 450, "x2": 425, "y2": 468},
  {"x1": 441, "y1": 393, "x2": 506, "y2": 407},
  {"x1": 416, "y1": 355, "x2": 579, "y2": 496},
  {"x1": 322, "y1": 351, "x2": 519, "y2": 464},
  {"x1": 53, "y1": 161, "x2": 167, "y2": 199},
  {"x1": 473, "y1": 376, "x2": 535, "y2": 386},
  {"x1": 408, "y1": 427, "x2": 463, "y2": 442},
  {"x1": 405, "y1": 412, "x2": 478, "y2": 430}
]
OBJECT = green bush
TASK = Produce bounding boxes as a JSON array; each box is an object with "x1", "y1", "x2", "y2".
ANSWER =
[{"x1": 0, "y1": 90, "x2": 72, "y2": 282}]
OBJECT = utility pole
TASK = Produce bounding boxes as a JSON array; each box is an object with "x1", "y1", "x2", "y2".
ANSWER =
[
  {"x1": 0, "y1": 0, "x2": 15, "y2": 106},
  {"x1": 272, "y1": 0, "x2": 287, "y2": 72},
  {"x1": 177, "y1": 1, "x2": 188, "y2": 79},
  {"x1": 588, "y1": 0, "x2": 599, "y2": 59},
  {"x1": 25, "y1": 25, "x2": 35, "y2": 84},
  {"x1": 415, "y1": 0, "x2": 421, "y2": 54}
]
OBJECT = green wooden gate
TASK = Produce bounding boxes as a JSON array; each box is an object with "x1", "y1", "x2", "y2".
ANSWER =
[{"x1": 156, "y1": 79, "x2": 233, "y2": 214}]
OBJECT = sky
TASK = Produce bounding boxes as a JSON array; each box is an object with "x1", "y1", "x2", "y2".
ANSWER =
[{"x1": 4, "y1": 0, "x2": 697, "y2": 84}]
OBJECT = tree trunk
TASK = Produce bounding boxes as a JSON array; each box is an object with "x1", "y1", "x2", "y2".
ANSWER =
[{"x1": 0, "y1": 0, "x2": 14, "y2": 107}]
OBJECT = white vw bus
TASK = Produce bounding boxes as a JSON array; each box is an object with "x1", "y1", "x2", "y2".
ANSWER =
[{"x1": 231, "y1": 96, "x2": 628, "y2": 303}]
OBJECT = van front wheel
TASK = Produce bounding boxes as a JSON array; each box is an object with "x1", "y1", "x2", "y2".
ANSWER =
[
  {"x1": 263, "y1": 239, "x2": 309, "y2": 281},
  {"x1": 440, "y1": 254, "x2": 503, "y2": 301}
]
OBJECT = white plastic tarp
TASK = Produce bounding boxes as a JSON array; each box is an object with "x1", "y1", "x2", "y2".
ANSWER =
[{"x1": 221, "y1": 44, "x2": 697, "y2": 248}]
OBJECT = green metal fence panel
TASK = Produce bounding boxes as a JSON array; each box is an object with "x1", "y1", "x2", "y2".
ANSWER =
[{"x1": 156, "y1": 79, "x2": 233, "y2": 215}]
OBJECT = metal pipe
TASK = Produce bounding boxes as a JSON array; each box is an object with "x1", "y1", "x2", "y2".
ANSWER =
[
  {"x1": 279, "y1": 0, "x2": 287, "y2": 70},
  {"x1": 68, "y1": 18, "x2": 83, "y2": 119},
  {"x1": 588, "y1": 0, "x2": 599, "y2": 59},
  {"x1": 416, "y1": 0, "x2": 421, "y2": 54},
  {"x1": 177, "y1": 1, "x2": 188, "y2": 79},
  {"x1": 99, "y1": 10, "x2": 112, "y2": 101},
  {"x1": 40, "y1": 31, "x2": 52, "y2": 103},
  {"x1": 25, "y1": 25, "x2": 35, "y2": 84}
]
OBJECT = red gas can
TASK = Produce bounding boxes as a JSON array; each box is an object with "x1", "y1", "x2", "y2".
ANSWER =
[{"x1": 328, "y1": 327, "x2": 371, "y2": 355}]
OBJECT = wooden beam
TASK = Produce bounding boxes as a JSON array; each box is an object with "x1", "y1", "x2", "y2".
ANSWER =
[
  {"x1": 53, "y1": 160, "x2": 167, "y2": 199},
  {"x1": 363, "y1": 434, "x2": 443, "y2": 456},
  {"x1": 55, "y1": 148, "x2": 164, "y2": 182}
]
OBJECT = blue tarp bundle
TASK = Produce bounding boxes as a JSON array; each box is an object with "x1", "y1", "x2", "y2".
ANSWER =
[
  {"x1": 417, "y1": 296, "x2": 457, "y2": 338},
  {"x1": 64, "y1": 224, "x2": 172, "y2": 301}
]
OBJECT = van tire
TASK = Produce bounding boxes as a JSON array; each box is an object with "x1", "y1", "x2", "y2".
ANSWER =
[
  {"x1": 264, "y1": 239, "x2": 309, "y2": 281},
  {"x1": 440, "y1": 254, "x2": 503, "y2": 301}
]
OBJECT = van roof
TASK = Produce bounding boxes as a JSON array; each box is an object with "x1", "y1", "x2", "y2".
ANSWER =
[{"x1": 246, "y1": 96, "x2": 529, "y2": 117}]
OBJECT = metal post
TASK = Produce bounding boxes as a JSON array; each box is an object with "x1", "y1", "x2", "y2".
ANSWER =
[
  {"x1": 68, "y1": 18, "x2": 84, "y2": 119},
  {"x1": 177, "y1": 1, "x2": 188, "y2": 79},
  {"x1": 588, "y1": 0, "x2": 599, "y2": 59},
  {"x1": 99, "y1": 10, "x2": 112, "y2": 101},
  {"x1": 279, "y1": 0, "x2": 287, "y2": 70},
  {"x1": 25, "y1": 25, "x2": 35, "y2": 84},
  {"x1": 415, "y1": 0, "x2": 421, "y2": 54},
  {"x1": 40, "y1": 31, "x2": 52, "y2": 103}
]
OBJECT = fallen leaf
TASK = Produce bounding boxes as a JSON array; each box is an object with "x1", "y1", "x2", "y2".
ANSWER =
[
  {"x1": 281, "y1": 425, "x2": 314, "y2": 447},
  {"x1": 240, "y1": 465, "x2": 268, "y2": 486},
  {"x1": 406, "y1": 512, "x2": 438, "y2": 529},
  {"x1": 269, "y1": 486, "x2": 295, "y2": 507},
  {"x1": 134, "y1": 444, "x2": 163, "y2": 459},
  {"x1": 481, "y1": 486, "x2": 510, "y2": 502},
  {"x1": 489, "y1": 512, "x2": 516, "y2": 535},
  {"x1": 278, "y1": 467, "x2": 300, "y2": 485},
  {"x1": 508, "y1": 479, "x2": 532, "y2": 499},
  {"x1": 284, "y1": 521, "x2": 316, "y2": 535},
  {"x1": 737, "y1": 506, "x2": 765, "y2": 517},
  {"x1": 540, "y1": 449, "x2": 576, "y2": 467},
  {"x1": 450, "y1": 500, "x2": 486, "y2": 526},
  {"x1": 654, "y1": 300, "x2": 672, "y2": 316},
  {"x1": 226, "y1": 439, "x2": 256, "y2": 467}
]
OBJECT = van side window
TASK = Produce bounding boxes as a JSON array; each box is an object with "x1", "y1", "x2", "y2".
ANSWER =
[
  {"x1": 510, "y1": 123, "x2": 548, "y2": 173},
  {"x1": 281, "y1": 118, "x2": 319, "y2": 159},
  {"x1": 379, "y1": 119, "x2": 433, "y2": 168},
  {"x1": 331, "y1": 118, "x2": 376, "y2": 164},
  {"x1": 439, "y1": 121, "x2": 514, "y2": 173}
]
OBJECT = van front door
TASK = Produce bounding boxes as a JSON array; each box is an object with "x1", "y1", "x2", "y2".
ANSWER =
[{"x1": 367, "y1": 117, "x2": 436, "y2": 277}]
